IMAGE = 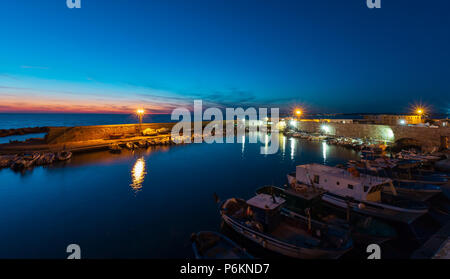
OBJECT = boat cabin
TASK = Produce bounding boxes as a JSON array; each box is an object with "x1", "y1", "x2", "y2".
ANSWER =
[
  {"x1": 247, "y1": 194, "x2": 285, "y2": 231},
  {"x1": 293, "y1": 164, "x2": 396, "y2": 202}
]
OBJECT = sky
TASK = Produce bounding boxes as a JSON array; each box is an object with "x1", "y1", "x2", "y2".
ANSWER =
[{"x1": 0, "y1": 0, "x2": 449, "y2": 114}]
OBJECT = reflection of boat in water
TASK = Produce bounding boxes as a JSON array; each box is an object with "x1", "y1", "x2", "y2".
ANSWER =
[
  {"x1": 287, "y1": 164, "x2": 428, "y2": 224},
  {"x1": 130, "y1": 157, "x2": 146, "y2": 192},
  {"x1": 191, "y1": 231, "x2": 253, "y2": 259},
  {"x1": 256, "y1": 185, "x2": 397, "y2": 245},
  {"x1": 220, "y1": 194, "x2": 353, "y2": 259}
]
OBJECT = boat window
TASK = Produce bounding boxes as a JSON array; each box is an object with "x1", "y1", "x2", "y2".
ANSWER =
[
  {"x1": 364, "y1": 186, "x2": 369, "y2": 192},
  {"x1": 313, "y1": 175, "x2": 320, "y2": 184},
  {"x1": 347, "y1": 184, "x2": 354, "y2": 190}
]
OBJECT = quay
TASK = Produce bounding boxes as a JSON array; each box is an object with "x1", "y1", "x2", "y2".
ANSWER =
[
  {"x1": 0, "y1": 120, "x2": 449, "y2": 155},
  {"x1": 411, "y1": 220, "x2": 450, "y2": 259},
  {"x1": 0, "y1": 123, "x2": 178, "y2": 155}
]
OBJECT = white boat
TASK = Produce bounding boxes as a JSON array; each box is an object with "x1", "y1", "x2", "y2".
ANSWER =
[{"x1": 287, "y1": 164, "x2": 428, "y2": 224}]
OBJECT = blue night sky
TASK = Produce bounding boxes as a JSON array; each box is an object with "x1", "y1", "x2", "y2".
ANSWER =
[{"x1": 0, "y1": 0, "x2": 449, "y2": 114}]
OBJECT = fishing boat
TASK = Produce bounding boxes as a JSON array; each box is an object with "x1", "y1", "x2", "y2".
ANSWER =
[
  {"x1": 256, "y1": 186, "x2": 397, "y2": 245},
  {"x1": 287, "y1": 164, "x2": 428, "y2": 224},
  {"x1": 11, "y1": 153, "x2": 40, "y2": 170},
  {"x1": 109, "y1": 143, "x2": 122, "y2": 154},
  {"x1": 346, "y1": 160, "x2": 443, "y2": 200},
  {"x1": 57, "y1": 151, "x2": 72, "y2": 161},
  {"x1": 36, "y1": 153, "x2": 55, "y2": 165},
  {"x1": 0, "y1": 155, "x2": 18, "y2": 168},
  {"x1": 220, "y1": 194, "x2": 353, "y2": 259},
  {"x1": 137, "y1": 140, "x2": 148, "y2": 148},
  {"x1": 125, "y1": 142, "x2": 136, "y2": 150},
  {"x1": 191, "y1": 231, "x2": 253, "y2": 259}
]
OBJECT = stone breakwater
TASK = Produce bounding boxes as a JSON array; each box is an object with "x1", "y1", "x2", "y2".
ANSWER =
[{"x1": 296, "y1": 121, "x2": 449, "y2": 151}]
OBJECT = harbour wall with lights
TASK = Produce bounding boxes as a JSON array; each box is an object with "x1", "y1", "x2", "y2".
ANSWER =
[
  {"x1": 45, "y1": 121, "x2": 449, "y2": 150},
  {"x1": 46, "y1": 123, "x2": 176, "y2": 144},
  {"x1": 295, "y1": 121, "x2": 449, "y2": 150}
]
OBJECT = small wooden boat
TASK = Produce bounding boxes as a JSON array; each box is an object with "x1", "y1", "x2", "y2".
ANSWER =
[
  {"x1": 57, "y1": 151, "x2": 72, "y2": 161},
  {"x1": 256, "y1": 186, "x2": 397, "y2": 245},
  {"x1": 11, "y1": 153, "x2": 40, "y2": 170},
  {"x1": 288, "y1": 164, "x2": 429, "y2": 224},
  {"x1": 109, "y1": 133, "x2": 124, "y2": 139},
  {"x1": 125, "y1": 142, "x2": 136, "y2": 150},
  {"x1": 191, "y1": 231, "x2": 253, "y2": 259},
  {"x1": 109, "y1": 143, "x2": 122, "y2": 154},
  {"x1": 220, "y1": 194, "x2": 353, "y2": 259},
  {"x1": 137, "y1": 140, "x2": 148, "y2": 148},
  {"x1": 0, "y1": 155, "x2": 18, "y2": 168},
  {"x1": 157, "y1": 127, "x2": 170, "y2": 135}
]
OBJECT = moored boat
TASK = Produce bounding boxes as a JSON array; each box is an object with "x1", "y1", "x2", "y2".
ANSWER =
[
  {"x1": 256, "y1": 185, "x2": 397, "y2": 245},
  {"x1": 220, "y1": 194, "x2": 353, "y2": 259},
  {"x1": 11, "y1": 153, "x2": 40, "y2": 170},
  {"x1": 36, "y1": 152, "x2": 55, "y2": 165},
  {"x1": 287, "y1": 164, "x2": 428, "y2": 224},
  {"x1": 109, "y1": 143, "x2": 122, "y2": 154},
  {"x1": 191, "y1": 231, "x2": 253, "y2": 259},
  {"x1": 125, "y1": 142, "x2": 136, "y2": 150},
  {"x1": 56, "y1": 151, "x2": 72, "y2": 161}
]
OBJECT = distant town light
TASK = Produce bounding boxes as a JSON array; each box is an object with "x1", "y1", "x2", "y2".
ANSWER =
[
  {"x1": 399, "y1": 119, "x2": 406, "y2": 125},
  {"x1": 290, "y1": 120, "x2": 297, "y2": 128},
  {"x1": 295, "y1": 109, "x2": 302, "y2": 116},
  {"x1": 321, "y1": 125, "x2": 331, "y2": 134}
]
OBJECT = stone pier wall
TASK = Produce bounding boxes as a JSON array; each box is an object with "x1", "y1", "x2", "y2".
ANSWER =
[
  {"x1": 46, "y1": 121, "x2": 450, "y2": 150},
  {"x1": 46, "y1": 123, "x2": 176, "y2": 144},
  {"x1": 296, "y1": 121, "x2": 449, "y2": 149}
]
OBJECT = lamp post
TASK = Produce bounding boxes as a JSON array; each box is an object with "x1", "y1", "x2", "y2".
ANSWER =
[
  {"x1": 416, "y1": 108, "x2": 424, "y2": 124},
  {"x1": 137, "y1": 109, "x2": 145, "y2": 132}
]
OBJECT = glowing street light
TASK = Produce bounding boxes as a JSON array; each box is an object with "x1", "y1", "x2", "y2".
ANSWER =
[
  {"x1": 136, "y1": 109, "x2": 145, "y2": 125},
  {"x1": 295, "y1": 108, "x2": 303, "y2": 117},
  {"x1": 416, "y1": 108, "x2": 424, "y2": 116}
]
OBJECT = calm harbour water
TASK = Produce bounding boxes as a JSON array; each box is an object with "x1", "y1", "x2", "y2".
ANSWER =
[{"x1": 0, "y1": 134, "x2": 361, "y2": 258}]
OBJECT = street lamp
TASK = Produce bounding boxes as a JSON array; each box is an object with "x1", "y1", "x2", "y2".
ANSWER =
[
  {"x1": 137, "y1": 109, "x2": 145, "y2": 125},
  {"x1": 416, "y1": 108, "x2": 424, "y2": 116},
  {"x1": 295, "y1": 108, "x2": 302, "y2": 117}
]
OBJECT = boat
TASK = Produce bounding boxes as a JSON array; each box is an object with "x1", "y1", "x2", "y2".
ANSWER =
[
  {"x1": 0, "y1": 155, "x2": 18, "y2": 168},
  {"x1": 109, "y1": 143, "x2": 122, "y2": 154},
  {"x1": 287, "y1": 164, "x2": 428, "y2": 224},
  {"x1": 256, "y1": 185, "x2": 397, "y2": 245},
  {"x1": 125, "y1": 142, "x2": 136, "y2": 150},
  {"x1": 36, "y1": 153, "x2": 55, "y2": 165},
  {"x1": 57, "y1": 151, "x2": 72, "y2": 161},
  {"x1": 11, "y1": 153, "x2": 40, "y2": 170},
  {"x1": 191, "y1": 231, "x2": 253, "y2": 259},
  {"x1": 386, "y1": 181, "x2": 442, "y2": 202},
  {"x1": 220, "y1": 194, "x2": 353, "y2": 259},
  {"x1": 137, "y1": 140, "x2": 148, "y2": 148},
  {"x1": 346, "y1": 160, "x2": 443, "y2": 200}
]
